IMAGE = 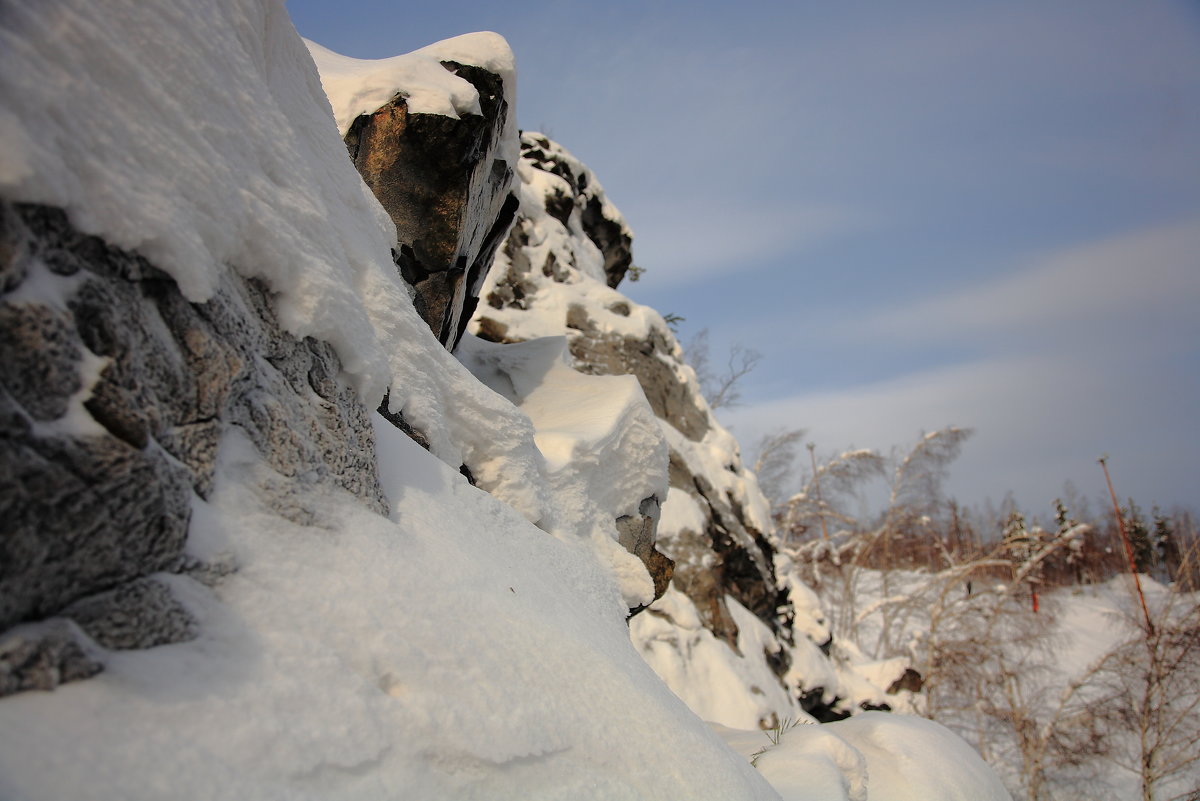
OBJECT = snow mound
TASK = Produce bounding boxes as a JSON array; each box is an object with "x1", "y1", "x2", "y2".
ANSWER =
[
  {"x1": 0, "y1": 425, "x2": 777, "y2": 800},
  {"x1": 715, "y1": 713, "x2": 1012, "y2": 801},
  {"x1": 459, "y1": 334, "x2": 668, "y2": 607}
]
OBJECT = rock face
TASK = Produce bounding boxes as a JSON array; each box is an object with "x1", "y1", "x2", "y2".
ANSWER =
[
  {"x1": 471, "y1": 133, "x2": 805, "y2": 724},
  {"x1": 517, "y1": 137, "x2": 634, "y2": 288},
  {"x1": 616, "y1": 496, "x2": 675, "y2": 606},
  {"x1": 1, "y1": 34, "x2": 675, "y2": 696},
  {"x1": 473, "y1": 135, "x2": 910, "y2": 728},
  {"x1": 0, "y1": 200, "x2": 386, "y2": 692},
  {"x1": 318, "y1": 50, "x2": 674, "y2": 610},
  {"x1": 343, "y1": 65, "x2": 517, "y2": 351}
]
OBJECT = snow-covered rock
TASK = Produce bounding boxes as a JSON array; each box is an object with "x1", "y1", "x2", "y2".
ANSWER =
[
  {"x1": 457, "y1": 333, "x2": 670, "y2": 608},
  {"x1": 471, "y1": 132, "x2": 885, "y2": 728},
  {"x1": 308, "y1": 35, "x2": 519, "y2": 350},
  {"x1": 0, "y1": 1, "x2": 1014, "y2": 798}
]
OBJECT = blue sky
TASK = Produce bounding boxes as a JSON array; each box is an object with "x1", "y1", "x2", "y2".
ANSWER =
[{"x1": 287, "y1": 1, "x2": 1200, "y2": 518}]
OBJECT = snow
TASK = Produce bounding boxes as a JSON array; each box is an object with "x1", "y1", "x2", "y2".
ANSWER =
[
  {"x1": 305, "y1": 32, "x2": 519, "y2": 168},
  {"x1": 0, "y1": 423, "x2": 784, "y2": 799},
  {"x1": 659, "y1": 491, "x2": 709, "y2": 542},
  {"x1": 0, "y1": 1, "x2": 1019, "y2": 798},
  {"x1": 631, "y1": 588, "x2": 810, "y2": 730},
  {"x1": 458, "y1": 334, "x2": 668, "y2": 607},
  {"x1": 714, "y1": 713, "x2": 1011, "y2": 801}
]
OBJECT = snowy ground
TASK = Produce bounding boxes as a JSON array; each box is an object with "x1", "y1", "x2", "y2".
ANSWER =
[
  {"x1": 0, "y1": 422, "x2": 776, "y2": 800},
  {"x1": 783, "y1": 552, "x2": 1200, "y2": 801}
]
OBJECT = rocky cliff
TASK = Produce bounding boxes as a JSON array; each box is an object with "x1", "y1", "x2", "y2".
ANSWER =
[
  {"x1": 0, "y1": 2, "x2": 940, "y2": 798},
  {"x1": 471, "y1": 133, "x2": 901, "y2": 727}
]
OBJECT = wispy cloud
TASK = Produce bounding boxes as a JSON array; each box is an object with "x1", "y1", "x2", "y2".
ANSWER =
[
  {"x1": 727, "y1": 219, "x2": 1200, "y2": 511},
  {"x1": 848, "y1": 218, "x2": 1200, "y2": 347},
  {"x1": 632, "y1": 201, "x2": 864, "y2": 287},
  {"x1": 727, "y1": 347, "x2": 1199, "y2": 512}
]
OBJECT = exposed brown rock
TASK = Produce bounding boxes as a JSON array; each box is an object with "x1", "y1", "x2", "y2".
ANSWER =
[
  {"x1": 569, "y1": 321, "x2": 710, "y2": 442},
  {"x1": 617, "y1": 496, "x2": 676, "y2": 614},
  {"x1": 344, "y1": 63, "x2": 517, "y2": 350}
]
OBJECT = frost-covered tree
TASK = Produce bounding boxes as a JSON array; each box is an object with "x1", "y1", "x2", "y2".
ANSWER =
[
  {"x1": 1002, "y1": 510, "x2": 1031, "y2": 561},
  {"x1": 1055, "y1": 498, "x2": 1087, "y2": 585},
  {"x1": 778, "y1": 447, "x2": 886, "y2": 547},
  {"x1": 1001, "y1": 510, "x2": 1047, "y2": 612},
  {"x1": 780, "y1": 428, "x2": 972, "y2": 653},
  {"x1": 1088, "y1": 578, "x2": 1200, "y2": 801},
  {"x1": 750, "y1": 428, "x2": 806, "y2": 512},
  {"x1": 683, "y1": 328, "x2": 761, "y2": 410}
]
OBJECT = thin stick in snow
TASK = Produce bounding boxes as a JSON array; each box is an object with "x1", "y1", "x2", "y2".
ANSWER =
[{"x1": 1099, "y1": 455, "x2": 1155, "y2": 636}]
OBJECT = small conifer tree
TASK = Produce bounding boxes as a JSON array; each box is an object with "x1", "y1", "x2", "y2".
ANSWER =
[
  {"x1": 1152, "y1": 507, "x2": 1180, "y2": 583},
  {"x1": 1124, "y1": 500, "x2": 1155, "y2": 575}
]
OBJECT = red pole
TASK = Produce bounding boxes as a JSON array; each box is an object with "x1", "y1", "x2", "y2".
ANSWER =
[{"x1": 1099, "y1": 456, "x2": 1154, "y2": 635}]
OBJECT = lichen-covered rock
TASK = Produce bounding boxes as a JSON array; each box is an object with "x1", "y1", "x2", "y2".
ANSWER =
[
  {"x1": 62, "y1": 577, "x2": 198, "y2": 651},
  {"x1": 0, "y1": 201, "x2": 389, "y2": 689},
  {"x1": 0, "y1": 621, "x2": 102, "y2": 696}
]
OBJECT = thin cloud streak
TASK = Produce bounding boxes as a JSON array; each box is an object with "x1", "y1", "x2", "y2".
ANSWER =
[
  {"x1": 632, "y1": 201, "x2": 864, "y2": 287},
  {"x1": 726, "y1": 347, "x2": 1199, "y2": 513},
  {"x1": 728, "y1": 218, "x2": 1200, "y2": 512},
  {"x1": 846, "y1": 218, "x2": 1200, "y2": 346}
]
